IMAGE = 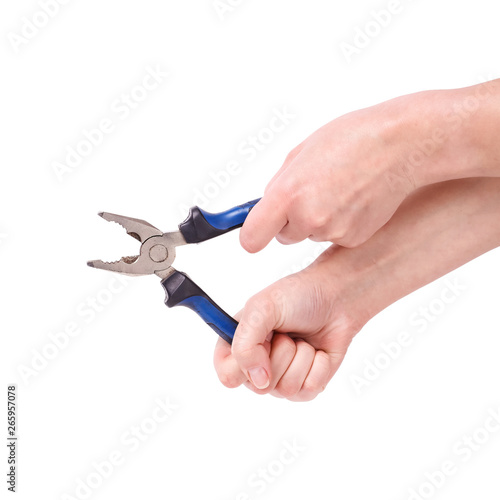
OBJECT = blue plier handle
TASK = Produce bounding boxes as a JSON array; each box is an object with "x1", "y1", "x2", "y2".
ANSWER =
[{"x1": 88, "y1": 199, "x2": 260, "y2": 344}]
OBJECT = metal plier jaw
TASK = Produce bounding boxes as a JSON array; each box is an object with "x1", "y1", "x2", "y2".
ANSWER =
[
  {"x1": 88, "y1": 199, "x2": 260, "y2": 344},
  {"x1": 87, "y1": 212, "x2": 187, "y2": 279}
]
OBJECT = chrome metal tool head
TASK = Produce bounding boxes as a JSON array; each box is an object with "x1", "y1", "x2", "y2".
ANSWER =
[{"x1": 87, "y1": 212, "x2": 187, "y2": 279}]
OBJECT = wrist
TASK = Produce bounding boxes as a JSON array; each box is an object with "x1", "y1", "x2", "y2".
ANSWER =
[
  {"x1": 396, "y1": 82, "x2": 500, "y2": 188},
  {"x1": 307, "y1": 178, "x2": 500, "y2": 336},
  {"x1": 306, "y1": 244, "x2": 390, "y2": 331}
]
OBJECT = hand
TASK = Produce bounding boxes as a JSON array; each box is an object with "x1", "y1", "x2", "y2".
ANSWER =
[
  {"x1": 240, "y1": 81, "x2": 500, "y2": 252},
  {"x1": 213, "y1": 260, "x2": 363, "y2": 402},
  {"x1": 241, "y1": 103, "x2": 413, "y2": 251},
  {"x1": 216, "y1": 178, "x2": 500, "y2": 401}
]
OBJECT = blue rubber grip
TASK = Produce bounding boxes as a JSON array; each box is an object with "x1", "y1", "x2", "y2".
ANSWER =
[
  {"x1": 177, "y1": 296, "x2": 237, "y2": 344},
  {"x1": 162, "y1": 271, "x2": 238, "y2": 344},
  {"x1": 179, "y1": 198, "x2": 261, "y2": 244},
  {"x1": 200, "y1": 199, "x2": 260, "y2": 230}
]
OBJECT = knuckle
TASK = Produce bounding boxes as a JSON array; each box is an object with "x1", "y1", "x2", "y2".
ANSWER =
[
  {"x1": 335, "y1": 235, "x2": 356, "y2": 248},
  {"x1": 279, "y1": 335, "x2": 297, "y2": 356},
  {"x1": 335, "y1": 223, "x2": 349, "y2": 240},
  {"x1": 285, "y1": 145, "x2": 302, "y2": 164},
  {"x1": 334, "y1": 228, "x2": 367, "y2": 248},
  {"x1": 268, "y1": 286, "x2": 287, "y2": 310},
  {"x1": 244, "y1": 296, "x2": 274, "y2": 325},
  {"x1": 329, "y1": 224, "x2": 350, "y2": 244},
  {"x1": 283, "y1": 151, "x2": 296, "y2": 165},
  {"x1": 271, "y1": 334, "x2": 297, "y2": 359},
  {"x1": 301, "y1": 378, "x2": 326, "y2": 397},
  {"x1": 296, "y1": 339, "x2": 316, "y2": 357},
  {"x1": 278, "y1": 176, "x2": 300, "y2": 203},
  {"x1": 218, "y1": 372, "x2": 242, "y2": 389},
  {"x1": 231, "y1": 342, "x2": 255, "y2": 364},
  {"x1": 306, "y1": 209, "x2": 330, "y2": 231},
  {"x1": 276, "y1": 381, "x2": 300, "y2": 399}
]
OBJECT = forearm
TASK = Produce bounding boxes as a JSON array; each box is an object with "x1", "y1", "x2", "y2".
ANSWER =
[
  {"x1": 314, "y1": 178, "x2": 500, "y2": 326},
  {"x1": 393, "y1": 80, "x2": 500, "y2": 188}
]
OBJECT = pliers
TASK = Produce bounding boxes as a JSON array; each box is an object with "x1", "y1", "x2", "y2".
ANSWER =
[{"x1": 87, "y1": 199, "x2": 260, "y2": 344}]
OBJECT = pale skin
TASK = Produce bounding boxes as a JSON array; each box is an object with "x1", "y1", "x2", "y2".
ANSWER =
[
  {"x1": 240, "y1": 80, "x2": 500, "y2": 251},
  {"x1": 213, "y1": 81, "x2": 500, "y2": 401}
]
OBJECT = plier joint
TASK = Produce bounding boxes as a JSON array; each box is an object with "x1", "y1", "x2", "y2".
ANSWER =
[{"x1": 88, "y1": 199, "x2": 260, "y2": 343}]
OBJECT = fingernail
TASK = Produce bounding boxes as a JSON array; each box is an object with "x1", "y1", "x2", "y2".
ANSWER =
[{"x1": 248, "y1": 367, "x2": 270, "y2": 389}]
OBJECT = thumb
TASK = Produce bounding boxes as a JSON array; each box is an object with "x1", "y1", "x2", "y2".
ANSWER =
[
  {"x1": 232, "y1": 294, "x2": 281, "y2": 390},
  {"x1": 239, "y1": 194, "x2": 287, "y2": 254}
]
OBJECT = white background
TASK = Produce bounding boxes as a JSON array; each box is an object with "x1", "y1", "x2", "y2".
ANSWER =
[{"x1": 1, "y1": 1, "x2": 500, "y2": 499}]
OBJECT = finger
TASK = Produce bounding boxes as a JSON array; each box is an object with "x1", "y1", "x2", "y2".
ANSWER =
[
  {"x1": 235, "y1": 308, "x2": 274, "y2": 357},
  {"x1": 244, "y1": 380, "x2": 279, "y2": 396},
  {"x1": 232, "y1": 294, "x2": 282, "y2": 390},
  {"x1": 275, "y1": 222, "x2": 311, "y2": 245},
  {"x1": 269, "y1": 335, "x2": 297, "y2": 391},
  {"x1": 289, "y1": 350, "x2": 333, "y2": 402},
  {"x1": 273, "y1": 340, "x2": 316, "y2": 399},
  {"x1": 239, "y1": 193, "x2": 288, "y2": 253},
  {"x1": 213, "y1": 336, "x2": 247, "y2": 389},
  {"x1": 246, "y1": 334, "x2": 297, "y2": 395}
]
